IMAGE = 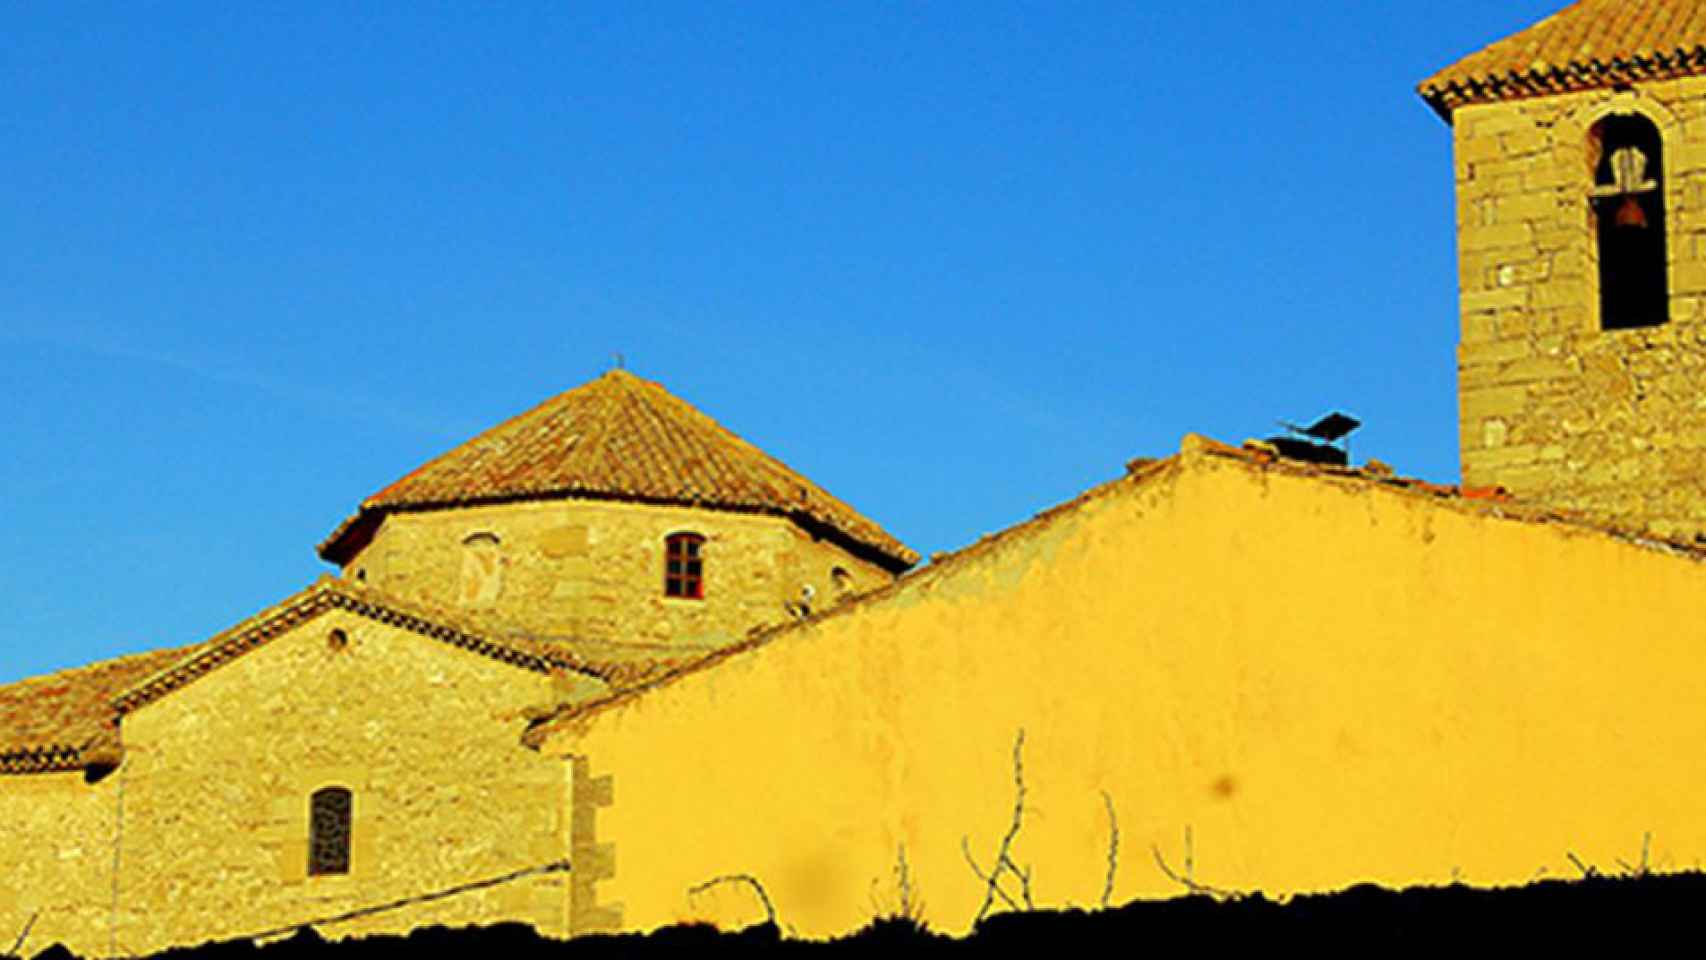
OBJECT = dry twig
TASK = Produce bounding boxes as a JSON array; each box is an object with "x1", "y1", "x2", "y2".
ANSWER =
[
  {"x1": 1614, "y1": 832, "x2": 1653, "y2": 877},
  {"x1": 11, "y1": 912, "x2": 37, "y2": 957},
  {"x1": 961, "y1": 837, "x2": 1020, "y2": 912},
  {"x1": 871, "y1": 843, "x2": 925, "y2": 923},
  {"x1": 1100, "y1": 791, "x2": 1119, "y2": 909},
  {"x1": 998, "y1": 852, "x2": 1035, "y2": 910},
  {"x1": 1152, "y1": 826, "x2": 1233, "y2": 899},
  {"x1": 688, "y1": 873, "x2": 778, "y2": 928},
  {"x1": 970, "y1": 729, "x2": 1032, "y2": 923}
]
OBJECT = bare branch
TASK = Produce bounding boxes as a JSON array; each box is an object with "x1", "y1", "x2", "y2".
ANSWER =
[
  {"x1": 11, "y1": 912, "x2": 38, "y2": 956},
  {"x1": 1100, "y1": 791, "x2": 1119, "y2": 909},
  {"x1": 688, "y1": 873, "x2": 778, "y2": 928},
  {"x1": 893, "y1": 843, "x2": 925, "y2": 922},
  {"x1": 1566, "y1": 851, "x2": 1598, "y2": 878},
  {"x1": 1185, "y1": 825, "x2": 1193, "y2": 886},
  {"x1": 873, "y1": 843, "x2": 925, "y2": 923},
  {"x1": 972, "y1": 728, "x2": 1029, "y2": 924},
  {"x1": 961, "y1": 836, "x2": 1019, "y2": 912},
  {"x1": 1152, "y1": 827, "x2": 1233, "y2": 899},
  {"x1": 895, "y1": 843, "x2": 919, "y2": 921},
  {"x1": 1614, "y1": 832, "x2": 1654, "y2": 877},
  {"x1": 998, "y1": 851, "x2": 1034, "y2": 910}
]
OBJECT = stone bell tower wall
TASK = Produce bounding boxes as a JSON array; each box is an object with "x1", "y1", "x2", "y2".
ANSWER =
[{"x1": 1454, "y1": 77, "x2": 1706, "y2": 540}]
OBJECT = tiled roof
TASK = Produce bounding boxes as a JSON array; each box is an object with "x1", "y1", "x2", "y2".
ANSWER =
[
  {"x1": 318, "y1": 370, "x2": 918, "y2": 572},
  {"x1": 110, "y1": 578, "x2": 628, "y2": 717},
  {"x1": 1420, "y1": 1, "x2": 1706, "y2": 120},
  {"x1": 0, "y1": 644, "x2": 201, "y2": 774},
  {"x1": 0, "y1": 577, "x2": 694, "y2": 774},
  {"x1": 524, "y1": 432, "x2": 1706, "y2": 744}
]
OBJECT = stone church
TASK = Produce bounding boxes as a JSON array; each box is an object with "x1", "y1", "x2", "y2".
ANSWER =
[{"x1": 9, "y1": 1, "x2": 1706, "y2": 953}]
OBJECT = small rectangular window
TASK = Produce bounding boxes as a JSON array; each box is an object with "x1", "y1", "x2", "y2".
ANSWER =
[
  {"x1": 309, "y1": 787, "x2": 352, "y2": 876},
  {"x1": 664, "y1": 533, "x2": 705, "y2": 599}
]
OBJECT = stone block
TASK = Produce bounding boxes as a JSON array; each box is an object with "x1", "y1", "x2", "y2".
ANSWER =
[
  {"x1": 1462, "y1": 311, "x2": 1498, "y2": 342},
  {"x1": 572, "y1": 903, "x2": 624, "y2": 936},
  {"x1": 1460, "y1": 286, "x2": 1530, "y2": 312},
  {"x1": 1501, "y1": 355, "x2": 1577, "y2": 384},
  {"x1": 1461, "y1": 107, "x2": 1533, "y2": 137},
  {"x1": 1460, "y1": 338, "x2": 1534, "y2": 366},
  {"x1": 577, "y1": 773, "x2": 614, "y2": 808},
  {"x1": 1672, "y1": 258, "x2": 1706, "y2": 293},
  {"x1": 1460, "y1": 221, "x2": 1535, "y2": 253},
  {"x1": 1496, "y1": 191, "x2": 1559, "y2": 223},
  {"x1": 538, "y1": 525, "x2": 589, "y2": 559},
  {"x1": 571, "y1": 842, "x2": 617, "y2": 882},
  {"x1": 1464, "y1": 443, "x2": 1542, "y2": 471},
  {"x1": 1458, "y1": 134, "x2": 1510, "y2": 165},
  {"x1": 1461, "y1": 385, "x2": 1530, "y2": 419},
  {"x1": 1500, "y1": 128, "x2": 1548, "y2": 157}
]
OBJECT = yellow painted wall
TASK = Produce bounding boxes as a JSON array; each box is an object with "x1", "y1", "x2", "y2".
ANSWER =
[
  {"x1": 1453, "y1": 75, "x2": 1706, "y2": 537},
  {"x1": 347, "y1": 498, "x2": 894, "y2": 649},
  {"x1": 543, "y1": 440, "x2": 1706, "y2": 937}
]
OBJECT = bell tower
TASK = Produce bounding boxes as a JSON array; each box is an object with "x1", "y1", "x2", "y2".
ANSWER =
[{"x1": 1422, "y1": 3, "x2": 1706, "y2": 541}]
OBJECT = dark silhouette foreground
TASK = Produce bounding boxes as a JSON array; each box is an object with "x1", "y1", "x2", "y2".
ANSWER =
[{"x1": 14, "y1": 871, "x2": 1705, "y2": 958}]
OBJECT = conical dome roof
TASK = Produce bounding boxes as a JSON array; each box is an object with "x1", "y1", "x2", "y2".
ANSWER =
[{"x1": 318, "y1": 370, "x2": 918, "y2": 571}]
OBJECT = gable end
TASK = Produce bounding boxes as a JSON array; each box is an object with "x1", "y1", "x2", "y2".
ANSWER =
[{"x1": 112, "y1": 580, "x2": 607, "y2": 718}]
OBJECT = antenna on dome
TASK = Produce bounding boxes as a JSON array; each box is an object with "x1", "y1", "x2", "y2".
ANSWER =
[{"x1": 1265, "y1": 411, "x2": 1361, "y2": 465}]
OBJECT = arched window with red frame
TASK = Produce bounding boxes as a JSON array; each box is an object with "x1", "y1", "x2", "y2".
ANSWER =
[{"x1": 664, "y1": 532, "x2": 705, "y2": 599}]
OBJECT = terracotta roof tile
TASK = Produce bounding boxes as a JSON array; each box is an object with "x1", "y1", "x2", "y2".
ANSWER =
[
  {"x1": 0, "y1": 643, "x2": 202, "y2": 773},
  {"x1": 1419, "y1": 0, "x2": 1706, "y2": 119},
  {"x1": 109, "y1": 577, "x2": 647, "y2": 718},
  {"x1": 319, "y1": 370, "x2": 917, "y2": 572},
  {"x1": 0, "y1": 577, "x2": 697, "y2": 774}
]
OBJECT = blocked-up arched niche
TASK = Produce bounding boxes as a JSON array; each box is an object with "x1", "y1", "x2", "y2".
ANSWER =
[
  {"x1": 1589, "y1": 113, "x2": 1669, "y2": 330},
  {"x1": 459, "y1": 532, "x2": 503, "y2": 606}
]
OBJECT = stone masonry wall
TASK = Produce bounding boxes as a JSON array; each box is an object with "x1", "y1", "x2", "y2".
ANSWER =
[
  {"x1": 345, "y1": 499, "x2": 896, "y2": 650},
  {"x1": 1455, "y1": 76, "x2": 1706, "y2": 539},
  {"x1": 104, "y1": 608, "x2": 591, "y2": 957},
  {"x1": 0, "y1": 771, "x2": 118, "y2": 956}
]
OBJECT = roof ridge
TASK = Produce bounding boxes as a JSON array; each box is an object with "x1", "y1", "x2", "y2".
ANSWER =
[
  {"x1": 320, "y1": 371, "x2": 919, "y2": 569},
  {"x1": 1419, "y1": 0, "x2": 1706, "y2": 120},
  {"x1": 109, "y1": 578, "x2": 612, "y2": 719},
  {"x1": 525, "y1": 429, "x2": 1706, "y2": 743},
  {"x1": 0, "y1": 571, "x2": 725, "y2": 775},
  {"x1": 627, "y1": 373, "x2": 787, "y2": 505},
  {"x1": 0, "y1": 640, "x2": 207, "y2": 773},
  {"x1": 363, "y1": 381, "x2": 589, "y2": 509}
]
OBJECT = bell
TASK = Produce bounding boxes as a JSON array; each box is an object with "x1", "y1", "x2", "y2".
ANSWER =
[{"x1": 1615, "y1": 195, "x2": 1648, "y2": 229}]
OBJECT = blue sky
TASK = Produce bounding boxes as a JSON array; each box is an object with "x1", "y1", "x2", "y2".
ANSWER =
[{"x1": 0, "y1": 2, "x2": 1566, "y2": 683}]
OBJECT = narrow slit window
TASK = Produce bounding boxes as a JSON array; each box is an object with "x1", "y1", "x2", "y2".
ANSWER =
[
  {"x1": 1590, "y1": 114, "x2": 1669, "y2": 330},
  {"x1": 664, "y1": 533, "x2": 705, "y2": 599},
  {"x1": 308, "y1": 786, "x2": 352, "y2": 876}
]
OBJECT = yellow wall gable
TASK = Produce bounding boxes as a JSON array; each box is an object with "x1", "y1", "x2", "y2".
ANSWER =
[{"x1": 539, "y1": 440, "x2": 1706, "y2": 936}]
